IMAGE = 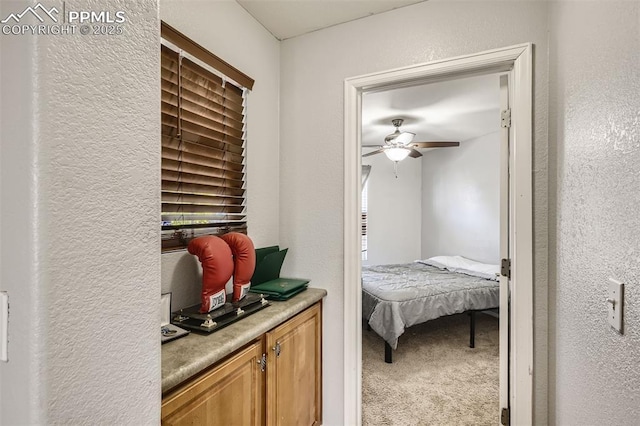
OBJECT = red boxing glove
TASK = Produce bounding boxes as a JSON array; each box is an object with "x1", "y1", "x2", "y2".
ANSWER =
[
  {"x1": 221, "y1": 232, "x2": 256, "y2": 302},
  {"x1": 187, "y1": 236, "x2": 234, "y2": 313}
]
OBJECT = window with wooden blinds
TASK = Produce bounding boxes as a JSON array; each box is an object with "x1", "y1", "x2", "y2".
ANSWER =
[
  {"x1": 362, "y1": 182, "x2": 368, "y2": 260},
  {"x1": 161, "y1": 24, "x2": 254, "y2": 251}
]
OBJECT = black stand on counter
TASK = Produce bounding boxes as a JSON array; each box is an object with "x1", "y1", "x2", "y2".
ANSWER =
[{"x1": 171, "y1": 292, "x2": 270, "y2": 334}]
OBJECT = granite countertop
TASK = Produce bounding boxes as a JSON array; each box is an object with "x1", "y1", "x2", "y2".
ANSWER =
[{"x1": 161, "y1": 287, "x2": 327, "y2": 393}]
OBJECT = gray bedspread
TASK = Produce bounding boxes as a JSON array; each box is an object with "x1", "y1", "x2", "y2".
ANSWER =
[{"x1": 362, "y1": 262, "x2": 499, "y2": 349}]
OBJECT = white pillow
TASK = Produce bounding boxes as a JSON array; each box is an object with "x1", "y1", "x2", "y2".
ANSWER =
[{"x1": 417, "y1": 255, "x2": 500, "y2": 281}]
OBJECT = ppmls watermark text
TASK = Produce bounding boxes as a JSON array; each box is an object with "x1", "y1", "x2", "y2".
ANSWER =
[{"x1": 1, "y1": 3, "x2": 127, "y2": 36}]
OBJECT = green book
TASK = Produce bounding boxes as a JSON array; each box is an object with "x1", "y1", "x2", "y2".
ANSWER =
[
  {"x1": 262, "y1": 286, "x2": 308, "y2": 301},
  {"x1": 252, "y1": 247, "x2": 288, "y2": 286},
  {"x1": 255, "y1": 245, "x2": 280, "y2": 266},
  {"x1": 250, "y1": 278, "x2": 310, "y2": 299}
]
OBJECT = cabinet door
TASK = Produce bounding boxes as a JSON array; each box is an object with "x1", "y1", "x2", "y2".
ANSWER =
[
  {"x1": 266, "y1": 302, "x2": 322, "y2": 426},
  {"x1": 162, "y1": 339, "x2": 265, "y2": 426}
]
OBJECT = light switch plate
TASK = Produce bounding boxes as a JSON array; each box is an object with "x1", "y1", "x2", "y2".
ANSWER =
[
  {"x1": 1, "y1": 292, "x2": 7, "y2": 362},
  {"x1": 607, "y1": 278, "x2": 624, "y2": 334}
]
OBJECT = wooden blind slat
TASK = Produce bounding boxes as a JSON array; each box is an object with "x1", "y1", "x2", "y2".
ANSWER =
[
  {"x1": 180, "y1": 99, "x2": 244, "y2": 135},
  {"x1": 162, "y1": 180, "x2": 244, "y2": 198},
  {"x1": 162, "y1": 145, "x2": 243, "y2": 171},
  {"x1": 161, "y1": 83, "x2": 244, "y2": 125},
  {"x1": 161, "y1": 214, "x2": 246, "y2": 223},
  {"x1": 162, "y1": 191, "x2": 243, "y2": 205},
  {"x1": 162, "y1": 136, "x2": 244, "y2": 165},
  {"x1": 161, "y1": 158, "x2": 244, "y2": 181},
  {"x1": 161, "y1": 44, "x2": 179, "y2": 60},
  {"x1": 180, "y1": 121, "x2": 243, "y2": 147},
  {"x1": 179, "y1": 78, "x2": 244, "y2": 115},
  {"x1": 161, "y1": 67, "x2": 179, "y2": 87},
  {"x1": 161, "y1": 158, "x2": 244, "y2": 183},
  {"x1": 161, "y1": 117, "x2": 244, "y2": 149},
  {"x1": 161, "y1": 203, "x2": 245, "y2": 214},
  {"x1": 361, "y1": 213, "x2": 367, "y2": 236},
  {"x1": 179, "y1": 108, "x2": 244, "y2": 141},
  {"x1": 161, "y1": 212, "x2": 246, "y2": 219},
  {"x1": 160, "y1": 124, "x2": 244, "y2": 159},
  {"x1": 179, "y1": 78, "x2": 244, "y2": 113},
  {"x1": 181, "y1": 60, "x2": 244, "y2": 103},
  {"x1": 183, "y1": 89, "x2": 243, "y2": 124},
  {"x1": 179, "y1": 87, "x2": 244, "y2": 123},
  {"x1": 162, "y1": 170, "x2": 244, "y2": 191},
  {"x1": 161, "y1": 146, "x2": 244, "y2": 173},
  {"x1": 162, "y1": 90, "x2": 244, "y2": 133},
  {"x1": 161, "y1": 223, "x2": 248, "y2": 250}
]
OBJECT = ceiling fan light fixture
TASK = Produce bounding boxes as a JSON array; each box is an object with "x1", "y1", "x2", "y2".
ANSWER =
[
  {"x1": 395, "y1": 131, "x2": 415, "y2": 144},
  {"x1": 384, "y1": 147, "x2": 411, "y2": 162}
]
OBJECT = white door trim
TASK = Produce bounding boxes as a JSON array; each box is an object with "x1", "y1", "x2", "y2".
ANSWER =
[
  {"x1": 499, "y1": 73, "x2": 511, "y2": 420},
  {"x1": 343, "y1": 43, "x2": 533, "y2": 426}
]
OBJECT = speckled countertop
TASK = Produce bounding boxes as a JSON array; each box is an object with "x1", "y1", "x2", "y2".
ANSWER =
[{"x1": 161, "y1": 287, "x2": 327, "y2": 393}]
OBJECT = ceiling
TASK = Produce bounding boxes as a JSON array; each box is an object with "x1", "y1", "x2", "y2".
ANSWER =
[
  {"x1": 362, "y1": 73, "x2": 502, "y2": 151},
  {"x1": 236, "y1": 0, "x2": 427, "y2": 41},
  {"x1": 234, "y1": 0, "x2": 501, "y2": 152}
]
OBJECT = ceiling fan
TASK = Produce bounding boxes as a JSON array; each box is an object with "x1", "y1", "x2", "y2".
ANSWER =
[{"x1": 362, "y1": 118, "x2": 460, "y2": 162}]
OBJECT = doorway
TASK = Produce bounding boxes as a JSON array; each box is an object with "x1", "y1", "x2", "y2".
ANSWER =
[
  {"x1": 343, "y1": 44, "x2": 533, "y2": 425},
  {"x1": 360, "y1": 71, "x2": 503, "y2": 424}
]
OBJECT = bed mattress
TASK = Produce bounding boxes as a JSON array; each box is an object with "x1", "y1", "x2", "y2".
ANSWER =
[{"x1": 362, "y1": 262, "x2": 499, "y2": 349}]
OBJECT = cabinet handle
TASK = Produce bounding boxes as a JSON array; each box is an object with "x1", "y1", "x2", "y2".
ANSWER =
[
  {"x1": 272, "y1": 341, "x2": 281, "y2": 358},
  {"x1": 257, "y1": 353, "x2": 266, "y2": 372}
]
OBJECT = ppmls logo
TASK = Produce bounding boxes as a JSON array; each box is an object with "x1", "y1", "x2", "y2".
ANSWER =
[
  {"x1": 1, "y1": 2, "x2": 126, "y2": 36},
  {"x1": 1, "y1": 3, "x2": 59, "y2": 24}
]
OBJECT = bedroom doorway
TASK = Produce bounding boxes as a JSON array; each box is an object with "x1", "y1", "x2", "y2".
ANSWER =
[
  {"x1": 360, "y1": 71, "x2": 504, "y2": 424},
  {"x1": 343, "y1": 44, "x2": 533, "y2": 425}
]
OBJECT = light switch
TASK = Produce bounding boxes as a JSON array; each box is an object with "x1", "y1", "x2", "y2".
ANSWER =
[
  {"x1": 1, "y1": 292, "x2": 7, "y2": 362},
  {"x1": 607, "y1": 278, "x2": 624, "y2": 334}
]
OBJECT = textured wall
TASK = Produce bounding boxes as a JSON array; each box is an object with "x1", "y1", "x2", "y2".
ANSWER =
[
  {"x1": 362, "y1": 153, "x2": 422, "y2": 266},
  {"x1": 2, "y1": 0, "x2": 161, "y2": 423},
  {"x1": 38, "y1": 1, "x2": 160, "y2": 422},
  {"x1": 549, "y1": 2, "x2": 640, "y2": 424},
  {"x1": 280, "y1": 2, "x2": 549, "y2": 423},
  {"x1": 422, "y1": 131, "x2": 501, "y2": 265},
  {"x1": 159, "y1": 0, "x2": 281, "y2": 310}
]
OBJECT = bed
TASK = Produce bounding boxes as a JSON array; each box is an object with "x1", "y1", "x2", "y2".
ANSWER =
[{"x1": 362, "y1": 256, "x2": 500, "y2": 363}]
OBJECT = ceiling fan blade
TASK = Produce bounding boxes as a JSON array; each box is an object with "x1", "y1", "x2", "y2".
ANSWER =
[
  {"x1": 408, "y1": 149, "x2": 422, "y2": 158},
  {"x1": 409, "y1": 141, "x2": 460, "y2": 148},
  {"x1": 362, "y1": 144, "x2": 384, "y2": 148},
  {"x1": 362, "y1": 148, "x2": 386, "y2": 157}
]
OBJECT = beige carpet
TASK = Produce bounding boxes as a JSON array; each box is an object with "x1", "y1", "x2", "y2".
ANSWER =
[{"x1": 362, "y1": 313, "x2": 499, "y2": 426}]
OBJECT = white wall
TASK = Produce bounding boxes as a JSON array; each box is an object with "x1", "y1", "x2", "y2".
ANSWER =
[
  {"x1": 1, "y1": 1, "x2": 160, "y2": 423},
  {"x1": 0, "y1": 1, "x2": 38, "y2": 421},
  {"x1": 362, "y1": 154, "x2": 422, "y2": 266},
  {"x1": 280, "y1": 2, "x2": 549, "y2": 423},
  {"x1": 549, "y1": 2, "x2": 640, "y2": 424},
  {"x1": 421, "y1": 132, "x2": 500, "y2": 265},
  {"x1": 159, "y1": 1, "x2": 280, "y2": 310}
]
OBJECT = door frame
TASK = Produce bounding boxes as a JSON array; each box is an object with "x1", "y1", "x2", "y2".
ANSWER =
[{"x1": 343, "y1": 43, "x2": 533, "y2": 425}]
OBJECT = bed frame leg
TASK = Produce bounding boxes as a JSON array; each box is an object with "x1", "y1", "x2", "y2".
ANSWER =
[
  {"x1": 469, "y1": 311, "x2": 476, "y2": 348},
  {"x1": 385, "y1": 342, "x2": 393, "y2": 363}
]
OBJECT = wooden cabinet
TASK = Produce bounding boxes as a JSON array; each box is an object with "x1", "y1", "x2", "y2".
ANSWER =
[
  {"x1": 161, "y1": 302, "x2": 322, "y2": 426},
  {"x1": 162, "y1": 340, "x2": 265, "y2": 426},
  {"x1": 266, "y1": 302, "x2": 322, "y2": 426}
]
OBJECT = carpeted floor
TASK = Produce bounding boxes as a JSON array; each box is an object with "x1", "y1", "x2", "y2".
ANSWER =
[{"x1": 362, "y1": 313, "x2": 499, "y2": 426}]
